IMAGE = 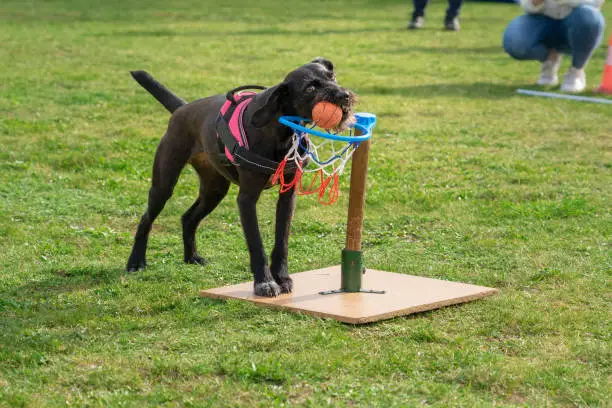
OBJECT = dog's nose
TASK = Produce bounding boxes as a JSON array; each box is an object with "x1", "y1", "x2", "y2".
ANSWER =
[{"x1": 337, "y1": 90, "x2": 350, "y2": 103}]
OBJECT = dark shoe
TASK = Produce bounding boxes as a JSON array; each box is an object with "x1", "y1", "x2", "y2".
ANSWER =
[
  {"x1": 444, "y1": 17, "x2": 460, "y2": 31},
  {"x1": 408, "y1": 16, "x2": 425, "y2": 29}
]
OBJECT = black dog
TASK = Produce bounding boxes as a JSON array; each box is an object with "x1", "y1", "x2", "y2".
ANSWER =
[{"x1": 126, "y1": 58, "x2": 357, "y2": 297}]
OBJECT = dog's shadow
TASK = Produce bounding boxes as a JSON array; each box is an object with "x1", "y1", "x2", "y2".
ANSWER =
[
  {"x1": 0, "y1": 264, "x2": 227, "y2": 356},
  {"x1": 16, "y1": 265, "x2": 123, "y2": 292}
]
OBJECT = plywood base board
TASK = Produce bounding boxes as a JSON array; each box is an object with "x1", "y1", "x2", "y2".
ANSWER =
[{"x1": 199, "y1": 265, "x2": 498, "y2": 324}]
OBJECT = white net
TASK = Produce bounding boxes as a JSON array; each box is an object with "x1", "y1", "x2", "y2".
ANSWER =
[
  {"x1": 285, "y1": 130, "x2": 359, "y2": 176},
  {"x1": 272, "y1": 125, "x2": 362, "y2": 205}
]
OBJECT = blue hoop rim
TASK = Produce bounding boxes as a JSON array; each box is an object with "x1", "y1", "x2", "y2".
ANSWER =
[{"x1": 278, "y1": 116, "x2": 372, "y2": 142}]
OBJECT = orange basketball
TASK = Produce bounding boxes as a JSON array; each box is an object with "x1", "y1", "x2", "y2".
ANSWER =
[{"x1": 312, "y1": 101, "x2": 342, "y2": 129}]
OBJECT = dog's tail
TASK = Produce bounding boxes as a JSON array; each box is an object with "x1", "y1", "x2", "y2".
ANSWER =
[{"x1": 130, "y1": 70, "x2": 186, "y2": 114}]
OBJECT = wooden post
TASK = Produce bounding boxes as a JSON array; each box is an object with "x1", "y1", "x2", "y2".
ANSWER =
[
  {"x1": 323, "y1": 113, "x2": 383, "y2": 294},
  {"x1": 340, "y1": 115, "x2": 373, "y2": 292},
  {"x1": 345, "y1": 139, "x2": 370, "y2": 251}
]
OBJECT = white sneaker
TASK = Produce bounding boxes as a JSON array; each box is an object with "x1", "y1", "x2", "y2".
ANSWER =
[
  {"x1": 537, "y1": 54, "x2": 562, "y2": 86},
  {"x1": 444, "y1": 17, "x2": 460, "y2": 31},
  {"x1": 560, "y1": 67, "x2": 586, "y2": 93},
  {"x1": 408, "y1": 16, "x2": 425, "y2": 29}
]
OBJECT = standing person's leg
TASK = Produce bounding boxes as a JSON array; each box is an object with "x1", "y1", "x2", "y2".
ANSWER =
[
  {"x1": 503, "y1": 13, "x2": 563, "y2": 85},
  {"x1": 558, "y1": 5, "x2": 605, "y2": 92},
  {"x1": 444, "y1": 0, "x2": 463, "y2": 30},
  {"x1": 408, "y1": 0, "x2": 429, "y2": 29},
  {"x1": 412, "y1": 0, "x2": 429, "y2": 19}
]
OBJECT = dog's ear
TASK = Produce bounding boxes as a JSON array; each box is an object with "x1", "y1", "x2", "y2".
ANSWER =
[
  {"x1": 311, "y1": 57, "x2": 335, "y2": 73},
  {"x1": 251, "y1": 83, "x2": 288, "y2": 128}
]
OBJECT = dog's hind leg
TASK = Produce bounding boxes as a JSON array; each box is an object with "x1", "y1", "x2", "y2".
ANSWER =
[
  {"x1": 127, "y1": 129, "x2": 192, "y2": 272},
  {"x1": 270, "y1": 187, "x2": 297, "y2": 293},
  {"x1": 182, "y1": 155, "x2": 230, "y2": 265}
]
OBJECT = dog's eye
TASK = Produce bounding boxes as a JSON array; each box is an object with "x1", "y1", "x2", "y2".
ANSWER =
[{"x1": 306, "y1": 86, "x2": 315, "y2": 93}]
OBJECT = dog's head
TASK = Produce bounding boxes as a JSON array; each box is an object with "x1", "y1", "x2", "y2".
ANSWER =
[{"x1": 251, "y1": 58, "x2": 358, "y2": 130}]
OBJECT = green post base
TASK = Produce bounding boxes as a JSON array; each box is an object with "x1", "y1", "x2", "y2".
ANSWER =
[
  {"x1": 341, "y1": 248, "x2": 363, "y2": 292},
  {"x1": 318, "y1": 249, "x2": 386, "y2": 295}
]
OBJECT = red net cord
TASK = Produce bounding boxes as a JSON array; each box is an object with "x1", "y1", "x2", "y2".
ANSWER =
[
  {"x1": 272, "y1": 158, "x2": 302, "y2": 194},
  {"x1": 316, "y1": 173, "x2": 339, "y2": 205},
  {"x1": 273, "y1": 161, "x2": 340, "y2": 205}
]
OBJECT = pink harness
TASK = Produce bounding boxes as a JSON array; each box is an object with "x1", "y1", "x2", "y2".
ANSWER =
[
  {"x1": 215, "y1": 86, "x2": 299, "y2": 176},
  {"x1": 217, "y1": 91, "x2": 255, "y2": 163}
]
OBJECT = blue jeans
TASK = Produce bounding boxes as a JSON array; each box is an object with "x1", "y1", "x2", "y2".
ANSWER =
[
  {"x1": 412, "y1": 0, "x2": 463, "y2": 21},
  {"x1": 503, "y1": 6, "x2": 605, "y2": 69}
]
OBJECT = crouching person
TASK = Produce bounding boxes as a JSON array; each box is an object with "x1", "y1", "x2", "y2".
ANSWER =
[{"x1": 503, "y1": 0, "x2": 606, "y2": 93}]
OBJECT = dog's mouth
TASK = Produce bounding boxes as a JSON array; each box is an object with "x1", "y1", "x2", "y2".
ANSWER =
[
  {"x1": 313, "y1": 89, "x2": 358, "y2": 131},
  {"x1": 335, "y1": 90, "x2": 358, "y2": 131}
]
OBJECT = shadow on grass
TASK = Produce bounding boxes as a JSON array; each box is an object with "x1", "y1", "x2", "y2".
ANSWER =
[
  {"x1": 92, "y1": 26, "x2": 395, "y2": 38},
  {"x1": 380, "y1": 45, "x2": 503, "y2": 55},
  {"x1": 1, "y1": 265, "x2": 124, "y2": 300},
  {"x1": 356, "y1": 82, "x2": 534, "y2": 99},
  {"x1": 0, "y1": 264, "x2": 227, "y2": 320}
]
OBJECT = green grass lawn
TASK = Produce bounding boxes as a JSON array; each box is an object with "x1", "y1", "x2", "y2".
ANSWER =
[{"x1": 1, "y1": 0, "x2": 611, "y2": 406}]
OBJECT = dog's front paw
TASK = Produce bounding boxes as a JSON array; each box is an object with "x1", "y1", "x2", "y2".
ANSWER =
[
  {"x1": 254, "y1": 281, "x2": 282, "y2": 297},
  {"x1": 271, "y1": 262, "x2": 292, "y2": 293},
  {"x1": 185, "y1": 254, "x2": 208, "y2": 266},
  {"x1": 275, "y1": 276, "x2": 293, "y2": 294}
]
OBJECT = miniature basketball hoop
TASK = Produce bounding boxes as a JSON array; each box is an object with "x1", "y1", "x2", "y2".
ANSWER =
[
  {"x1": 273, "y1": 114, "x2": 373, "y2": 205},
  {"x1": 278, "y1": 113, "x2": 381, "y2": 293}
]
